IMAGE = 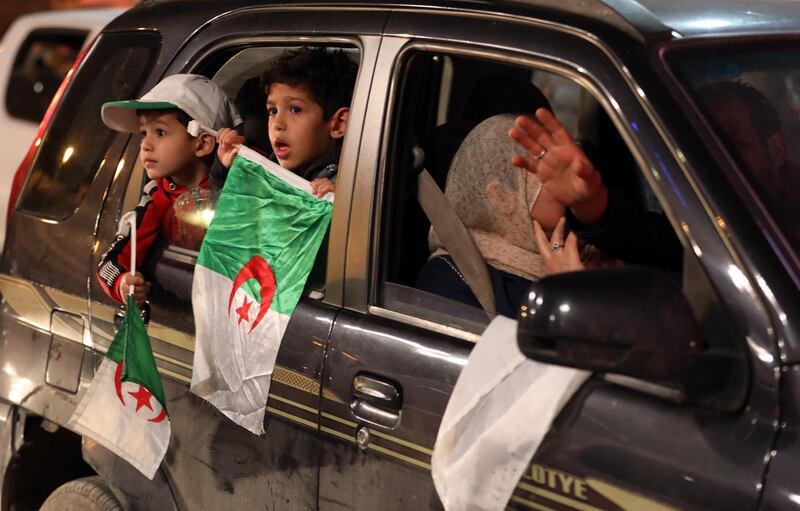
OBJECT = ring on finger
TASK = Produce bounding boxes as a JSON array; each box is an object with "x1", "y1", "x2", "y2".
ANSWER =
[
  {"x1": 551, "y1": 241, "x2": 564, "y2": 252},
  {"x1": 532, "y1": 148, "x2": 548, "y2": 161}
]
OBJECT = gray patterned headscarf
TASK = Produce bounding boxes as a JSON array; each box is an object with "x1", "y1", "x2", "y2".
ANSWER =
[{"x1": 429, "y1": 113, "x2": 545, "y2": 281}]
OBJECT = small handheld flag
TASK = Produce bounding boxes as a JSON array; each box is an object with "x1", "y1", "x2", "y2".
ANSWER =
[{"x1": 68, "y1": 217, "x2": 170, "y2": 479}]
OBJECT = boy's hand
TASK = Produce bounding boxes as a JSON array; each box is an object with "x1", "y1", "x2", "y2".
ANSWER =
[
  {"x1": 217, "y1": 128, "x2": 246, "y2": 168},
  {"x1": 310, "y1": 177, "x2": 335, "y2": 198},
  {"x1": 120, "y1": 272, "x2": 150, "y2": 306}
]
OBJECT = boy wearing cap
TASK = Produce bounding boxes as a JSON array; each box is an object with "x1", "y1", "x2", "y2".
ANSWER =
[
  {"x1": 216, "y1": 47, "x2": 357, "y2": 197},
  {"x1": 97, "y1": 73, "x2": 241, "y2": 305}
]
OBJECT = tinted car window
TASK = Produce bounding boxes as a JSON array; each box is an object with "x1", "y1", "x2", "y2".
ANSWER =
[
  {"x1": 5, "y1": 29, "x2": 86, "y2": 123},
  {"x1": 17, "y1": 32, "x2": 159, "y2": 219},
  {"x1": 667, "y1": 42, "x2": 800, "y2": 255}
]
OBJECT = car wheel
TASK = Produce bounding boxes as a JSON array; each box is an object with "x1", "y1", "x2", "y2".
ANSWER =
[{"x1": 40, "y1": 476, "x2": 122, "y2": 511}]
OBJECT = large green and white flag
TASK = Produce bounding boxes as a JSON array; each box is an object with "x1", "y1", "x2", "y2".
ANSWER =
[
  {"x1": 191, "y1": 146, "x2": 333, "y2": 434},
  {"x1": 68, "y1": 294, "x2": 170, "y2": 479}
]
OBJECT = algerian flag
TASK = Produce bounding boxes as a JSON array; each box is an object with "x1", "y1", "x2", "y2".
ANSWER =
[
  {"x1": 432, "y1": 316, "x2": 589, "y2": 510},
  {"x1": 68, "y1": 295, "x2": 170, "y2": 480},
  {"x1": 191, "y1": 146, "x2": 333, "y2": 434}
]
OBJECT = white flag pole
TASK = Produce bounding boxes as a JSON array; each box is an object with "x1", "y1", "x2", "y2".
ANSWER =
[{"x1": 129, "y1": 215, "x2": 136, "y2": 297}]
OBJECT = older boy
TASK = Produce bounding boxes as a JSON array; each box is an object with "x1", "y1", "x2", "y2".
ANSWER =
[
  {"x1": 217, "y1": 47, "x2": 358, "y2": 196},
  {"x1": 97, "y1": 74, "x2": 241, "y2": 304}
]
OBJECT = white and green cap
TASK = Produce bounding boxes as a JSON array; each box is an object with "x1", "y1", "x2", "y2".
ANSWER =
[{"x1": 101, "y1": 73, "x2": 242, "y2": 134}]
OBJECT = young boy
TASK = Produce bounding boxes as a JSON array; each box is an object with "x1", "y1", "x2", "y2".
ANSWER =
[
  {"x1": 216, "y1": 47, "x2": 358, "y2": 196},
  {"x1": 97, "y1": 74, "x2": 242, "y2": 304}
]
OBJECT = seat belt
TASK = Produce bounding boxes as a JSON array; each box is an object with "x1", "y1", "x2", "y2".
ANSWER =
[{"x1": 414, "y1": 147, "x2": 497, "y2": 317}]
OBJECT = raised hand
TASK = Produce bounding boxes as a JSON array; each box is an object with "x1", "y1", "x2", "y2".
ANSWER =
[{"x1": 509, "y1": 108, "x2": 608, "y2": 225}]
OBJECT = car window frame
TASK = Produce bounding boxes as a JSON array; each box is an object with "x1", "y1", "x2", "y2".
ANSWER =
[
  {"x1": 114, "y1": 35, "x2": 374, "y2": 331},
  {"x1": 364, "y1": 39, "x2": 688, "y2": 342},
  {"x1": 353, "y1": 24, "x2": 774, "y2": 385}
]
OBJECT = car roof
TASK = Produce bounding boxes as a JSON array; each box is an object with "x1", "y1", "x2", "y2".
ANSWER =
[
  {"x1": 612, "y1": 0, "x2": 800, "y2": 38},
  {"x1": 108, "y1": 0, "x2": 800, "y2": 56}
]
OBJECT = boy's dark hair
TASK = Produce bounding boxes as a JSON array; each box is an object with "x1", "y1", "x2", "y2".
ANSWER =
[
  {"x1": 137, "y1": 108, "x2": 192, "y2": 128},
  {"x1": 261, "y1": 47, "x2": 358, "y2": 118}
]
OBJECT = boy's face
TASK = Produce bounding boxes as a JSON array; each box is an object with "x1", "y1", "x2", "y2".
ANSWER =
[
  {"x1": 266, "y1": 83, "x2": 342, "y2": 171},
  {"x1": 138, "y1": 111, "x2": 202, "y2": 182}
]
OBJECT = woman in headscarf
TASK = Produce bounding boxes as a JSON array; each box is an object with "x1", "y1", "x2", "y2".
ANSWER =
[{"x1": 415, "y1": 113, "x2": 569, "y2": 317}]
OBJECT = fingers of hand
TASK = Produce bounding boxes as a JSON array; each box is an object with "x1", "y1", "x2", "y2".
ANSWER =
[
  {"x1": 511, "y1": 154, "x2": 540, "y2": 175},
  {"x1": 508, "y1": 125, "x2": 539, "y2": 155},
  {"x1": 564, "y1": 232, "x2": 584, "y2": 268},
  {"x1": 220, "y1": 129, "x2": 244, "y2": 147},
  {"x1": 123, "y1": 272, "x2": 143, "y2": 286},
  {"x1": 536, "y1": 108, "x2": 573, "y2": 145},
  {"x1": 133, "y1": 281, "x2": 150, "y2": 300},
  {"x1": 552, "y1": 216, "x2": 567, "y2": 243},
  {"x1": 312, "y1": 179, "x2": 335, "y2": 197},
  {"x1": 511, "y1": 117, "x2": 551, "y2": 152},
  {"x1": 533, "y1": 220, "x2": 552, "y2": 259},
  {"x1": 565, "y1": 231, "x2": 578, "y2": 251}
]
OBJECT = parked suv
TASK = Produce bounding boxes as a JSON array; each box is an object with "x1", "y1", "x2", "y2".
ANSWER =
[{"x1": 0, "y1": 1, "x2": 799, "y2": 510}]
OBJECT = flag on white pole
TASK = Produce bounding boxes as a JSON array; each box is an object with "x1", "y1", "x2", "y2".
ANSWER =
[
  {"x1": 68, "y1": 292, "x2": 170, "y2": 479},
  {"x1": 191, "y1": 146, "x2": 332, "y2": 434}
]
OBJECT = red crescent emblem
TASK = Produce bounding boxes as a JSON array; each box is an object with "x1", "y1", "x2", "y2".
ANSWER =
[
  {"x1": 149, "y1": 408, "x2": 167, "y2": 423},
  {"x1": 228, "y1": 255, "x2": 276, "y2": 333},
  {"x1": 114, "y1": 361, "x2": 167, "y2": 423},
  {"x1": 114, "y1": 361, "x2": 125, "y2": 405}
]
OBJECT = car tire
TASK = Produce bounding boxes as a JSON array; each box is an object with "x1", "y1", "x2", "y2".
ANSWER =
[{"x1": 40, "y1": 476, "x2": 123, "y2": 511}]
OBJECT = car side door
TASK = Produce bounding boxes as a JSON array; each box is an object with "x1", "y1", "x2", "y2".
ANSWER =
[
  {"x1": 319, "y1": 8, "x2": 779, "y2": 511},
  {"x1": 87, "y1": 6, "x2": 385, "y2": 510}
]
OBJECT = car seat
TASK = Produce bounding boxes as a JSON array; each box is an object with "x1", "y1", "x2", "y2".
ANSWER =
[{"x1": 234, "y1": 76, "x2": 270, "y2": 155}]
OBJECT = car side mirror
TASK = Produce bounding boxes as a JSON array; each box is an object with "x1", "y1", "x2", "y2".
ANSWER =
[{"x1": 517, "y1": 267, "x2": 737, "y2": 400}]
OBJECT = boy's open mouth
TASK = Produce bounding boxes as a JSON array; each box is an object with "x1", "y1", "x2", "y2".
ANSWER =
[{"x1": 273, "y1": 140, "x2": 290, "y2": 159}]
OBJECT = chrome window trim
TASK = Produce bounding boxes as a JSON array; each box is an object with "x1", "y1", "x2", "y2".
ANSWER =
[
  {"x1": 368, "y1": 305, "x2": 480, "y2": 344},
  {"x1": 200, "y1": 3, "x2": 640, "y2": 47}
]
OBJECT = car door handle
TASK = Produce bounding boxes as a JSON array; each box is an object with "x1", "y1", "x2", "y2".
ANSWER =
[{"x1": 350, "y1": 374, "x2": 402, "y2": 429}]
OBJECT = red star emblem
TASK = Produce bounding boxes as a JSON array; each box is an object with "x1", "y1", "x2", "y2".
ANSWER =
[
  {"x1": 235, "y1": 297, "x2": 253, "y2": 325},
  {"x1": 128, "y1": 385, "x2": 154, "y2": 412}
]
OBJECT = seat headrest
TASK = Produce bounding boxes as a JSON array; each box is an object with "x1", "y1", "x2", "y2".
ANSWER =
[{"x1": 464, "y1": 74, "x2": 552, "y2": 123}]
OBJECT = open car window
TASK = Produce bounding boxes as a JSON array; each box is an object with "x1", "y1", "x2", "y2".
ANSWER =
[
  {"x1": 375, "y1": 48, "x2": 671, "y2": 337},
  {"x1": 137, "y1": 44, "x2": 360, "y2": 330}
]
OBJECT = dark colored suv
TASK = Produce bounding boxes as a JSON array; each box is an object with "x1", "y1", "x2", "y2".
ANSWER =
[{"x1": 1, "y1": 1, "x2": 799, "y2": 510}]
